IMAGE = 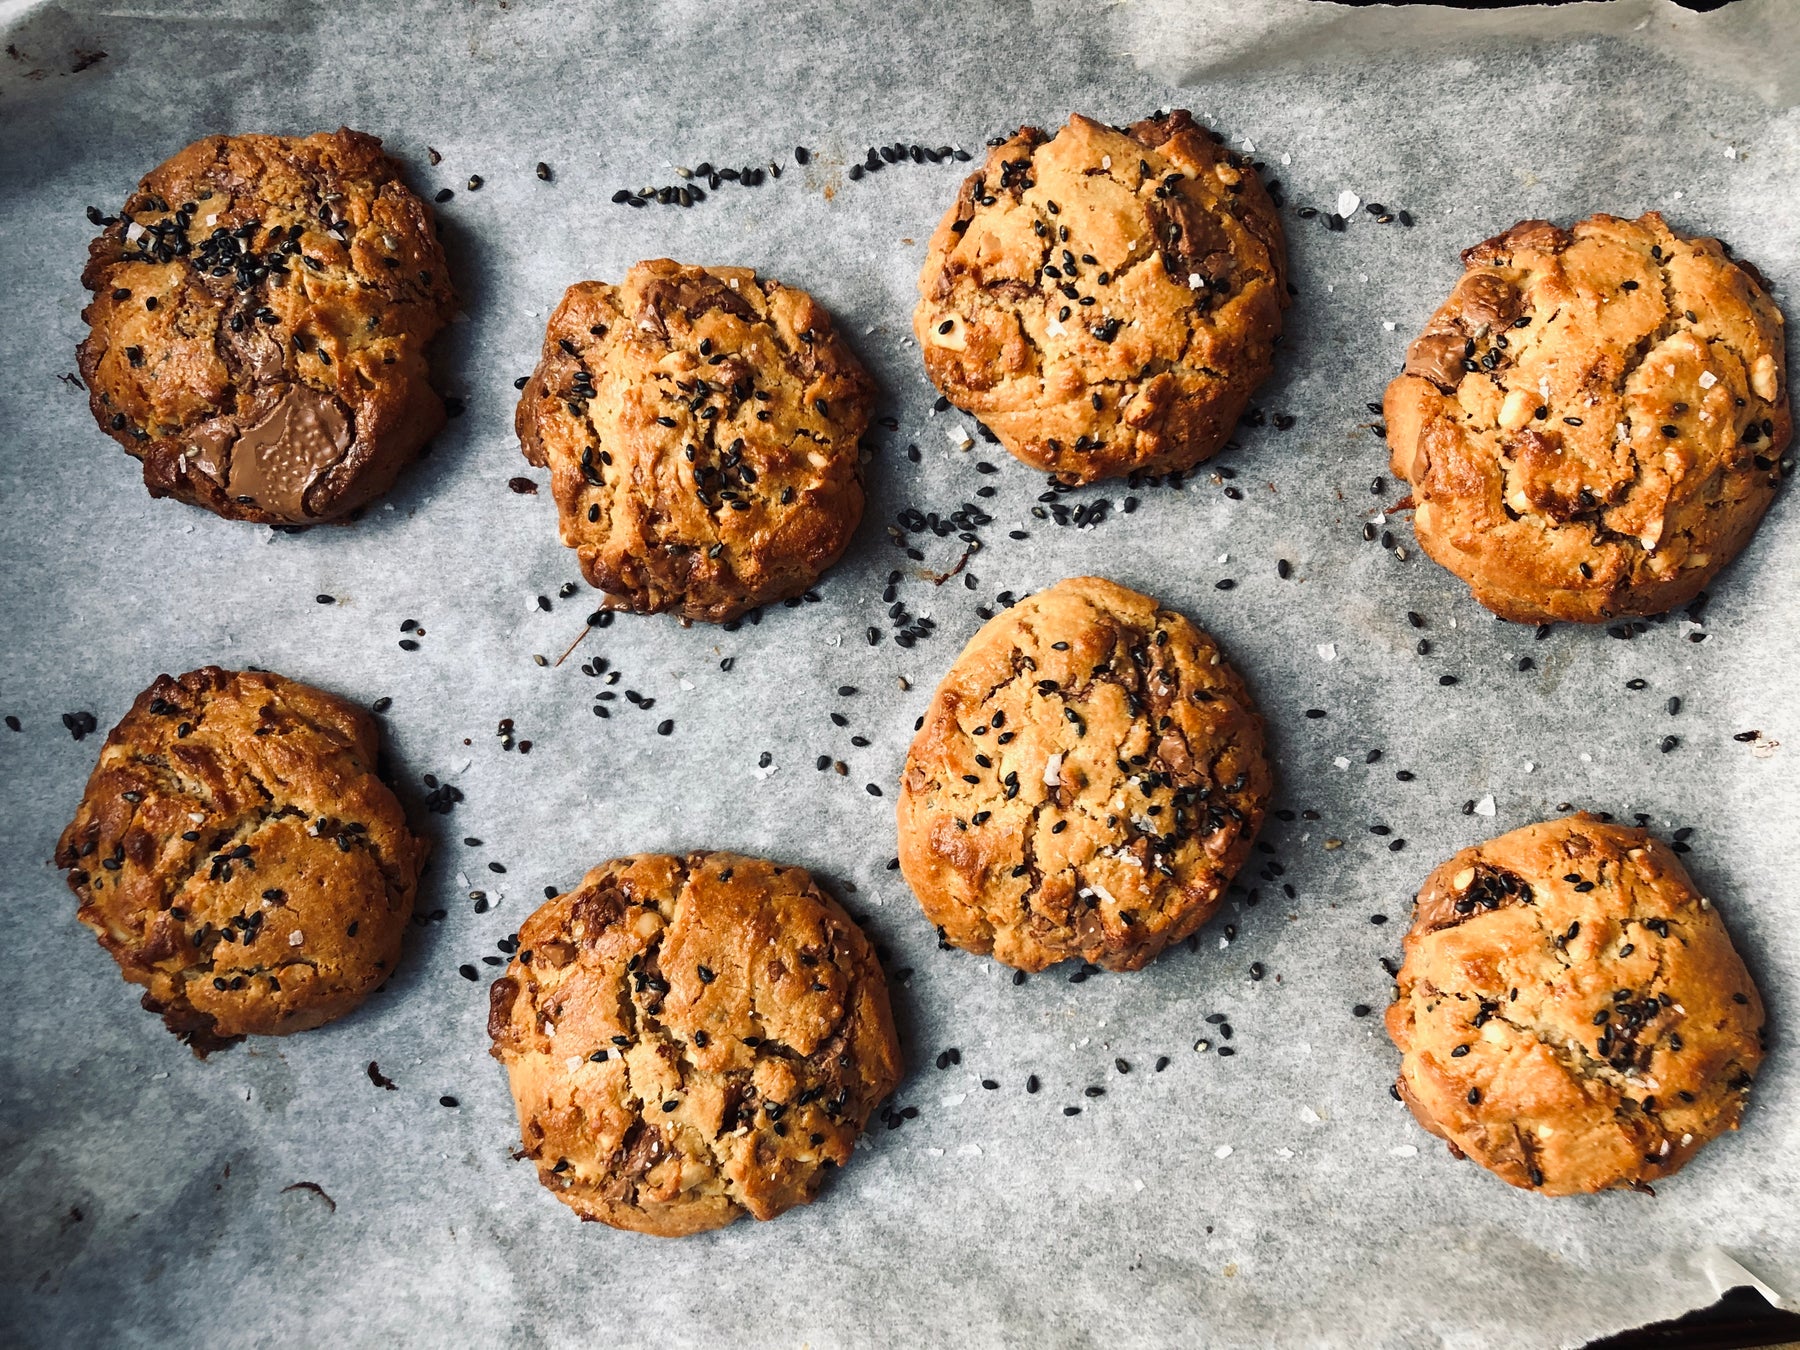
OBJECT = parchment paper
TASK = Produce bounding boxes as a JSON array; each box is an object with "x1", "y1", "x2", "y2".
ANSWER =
[{"x1": 0, "y1": 2, "x2": 1795, "y2": 1346}]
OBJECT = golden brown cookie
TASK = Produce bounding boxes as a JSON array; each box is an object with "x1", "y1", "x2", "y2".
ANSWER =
[
  {"x1": 487, "y1": 851, "x2": 900, "y2": 1237},
  {"x1": 78, "y1": 129, "x2": 457, "y2": 525},
  {"x1": 515, "y1": 260, "x2": 875, "y2": 623},
  {"x1": 53, "y1": 667, "x2": 423, "y2": 1054},
  {"x1": 897, "y1": 576, "x2": 1269, "y2": 972},
  {"x1": 1385, "y1": 212, "x2": 1789, "y2": 623},
  {"x1": 1386, "y1": 814, "x2": 1765, "y2": 1196},
  {"x1": 914, "y1": 110, "x2": 1287, "y2": 484}
]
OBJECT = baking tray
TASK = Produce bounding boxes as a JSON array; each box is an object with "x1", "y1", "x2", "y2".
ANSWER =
[{"x1": 0, "y1": 1, "x2": 1795, "y2": 1345}]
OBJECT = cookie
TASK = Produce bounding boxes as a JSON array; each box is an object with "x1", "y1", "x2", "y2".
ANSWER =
[
  {"x1": 78, "y1": 129, "x2": 457, "y2": 525},
  {"x1": 515, "y1": 260, "x2": 875, "y2": 623},
  {"x1": 1385, "y1": 814, "x2": 1765, "y2": 1196},
  {"x1": 53, "y1": 667, "x2": 423, "y2": 1054},
  {"x1": 1385, "y1": 212, "x2": 1789, "y2": 624},
  {"x1": 487, "y1": 851, "x2": 900, "y2": 1237},
  {"x1": 914, "y1": 110, "x2": 1287, "y2": 484},
  {"x1": 897, "y1": 576, "x2": 1269, "y2": 971}
]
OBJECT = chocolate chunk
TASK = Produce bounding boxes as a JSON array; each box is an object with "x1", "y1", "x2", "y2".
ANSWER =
[{"x1": 225, "y1": 385, "x2": 352, "y2": 520}]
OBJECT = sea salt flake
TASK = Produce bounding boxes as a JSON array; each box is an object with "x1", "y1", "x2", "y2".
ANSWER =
[
  {"x1": 1214, "y1": 1145, "x2": 1234, "y2": 1159},
  {"x1": 957, "y1": 1143, "x2": 983, "y2": 1158},
  {"x1": 1474, "y1": 795, "x2": 1496, "y2": 816},
  {"x1": 1336, "y1": 189, "x2": 1361, "y2": 218},
  {"x1": 1390, "y1": 1145, "x2": 1418, "y2": 1158},
  {"x1": 1383, "y1": 320, "x2": 1396, "y2": 331},
  {"x1": 1333, "y1": 756, "x2": 1349, "y2": 770},
  {"x1": 1317, "y1": 642, "x2": 1336, "y2": 662},
  {"x1": 1043, "y1": 752, "x2": 1064, "y2": 787},
  {"x1": 942, "y1": 1093, "x2": 966, "y2": 1107},
  {"x1": 1698, "y1": 370, "x2": 1718, "y2": 389},
  {"x1": 288, "y1": 929, "x2": 304, "y2": 946},
  {"x1": 948, "y1": 426, "x2": 973, "y2": 450}
]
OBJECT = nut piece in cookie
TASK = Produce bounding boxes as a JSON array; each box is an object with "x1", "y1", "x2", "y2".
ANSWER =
[
  {"x1": 897, "y1": 576, "x2": 1270, "y2": 972},
  {"x1": 515, "y1": 260, "x2": 875, "y2": 623},
  {"x1": 488, "y1": 852, "x2": 900, "y2": 1236},
  {"x1": 78, "y1": 129, "x2": 457, "y2": 524},
  {"x1": 914, "y1": 110, "x2": 1288, "y2": 484},
  {"x1": 53, "y1": 667, "x2": 423, "y2": 1054},
  {"x1": 1384, "y1": 212, "x2": 1789, "y2": 623},
  {"x1": 1385, "y1": 813, "x2": 1765, "y2": 1196}
]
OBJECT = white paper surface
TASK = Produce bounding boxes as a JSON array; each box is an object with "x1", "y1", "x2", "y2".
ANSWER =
[{"x1": 0, "y1": 2, "x2": 1795, "y2": 1347}]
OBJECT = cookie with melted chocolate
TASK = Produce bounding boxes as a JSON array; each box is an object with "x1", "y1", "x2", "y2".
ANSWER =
[
  {"x1": 53, "y1": 667, "x2": 423, "y2": 1053},
  {"x1": 1386, "y1": 813, "x2": 1765, "y2": 1196},
  {"x1": 487, "y1": 851, "x2": 900, "y2": 1236},
  {"x1": 78, "y1": 129, "x2": 456, "y2": 524},
  {"x1": 914, "y1": 110, "x2": 1288, "y2": 483},
  {"x1": 515, "y1": 260, "x2": 874, "y2": 622},
  {"x1": 897, "y1": 576, "x2": 1269, "y2": 972},
  {"x1": 1385, "y1": 212, "x2": 1788, "y2": 623}
]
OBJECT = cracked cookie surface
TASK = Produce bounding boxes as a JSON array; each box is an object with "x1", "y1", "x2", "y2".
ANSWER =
[
  {"x1": 914, "y1": 109, "x2": 1287, "y2": 484},
  {"x1": 53, "y1": 666, "x2": 422, "y2": 1053},
  {"x1": 1385, "y1": 212, "x2": 1789, "y2": 623},
  {"x1": 488, "y1": 851, "x2": 900, "y2": 1237},
  {"x1": 897, "y1": 576, "x2": 1269, "y2": 972},
  {"x1": 1386, "y1": 813, "x2": 1765, "y2": 1196},
  {"x1": 78, "y1": 129, "x2": 456, "y2": 524},
  {"x1": 515, "y1": 260, "x2": 874, "y2": 622}
]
